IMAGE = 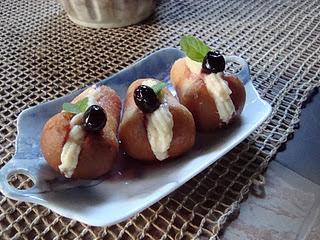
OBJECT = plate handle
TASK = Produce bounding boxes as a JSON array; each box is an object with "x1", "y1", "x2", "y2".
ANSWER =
[
  {"x1": 0, "y1": 156, "x2": 102, "y2": 201},
  {"x1": 225, "y1": 56, "x2": 251, "y2": 84},
  {"x1": 0, "y1": 158, "x2": 49, "y2": 201}
]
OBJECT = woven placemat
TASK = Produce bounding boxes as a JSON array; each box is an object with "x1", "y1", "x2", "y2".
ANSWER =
[{"x1": 1, "y1": 0, "x2": 319, "y2": 239}]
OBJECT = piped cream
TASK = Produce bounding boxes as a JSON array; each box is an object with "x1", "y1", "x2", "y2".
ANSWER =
[
  {"x1": 58, "y1": 87, "x2": 100, "y2": 178},
  {"x1": 142, "y1": 80, "x2": 174, "y2": 161},
  {"x1": 185, "y1": 57, "x2": 235, "y2": 123},
  {"x1": 59, "y1": 125, "x2": 85, "y2": 178}
]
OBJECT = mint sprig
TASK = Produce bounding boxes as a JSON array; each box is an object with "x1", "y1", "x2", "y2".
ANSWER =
[
  {"x1": 62, "y1": 97, "x2": 89, "y2": 114},
  {"x1": 152, "y1": 82, "x2": 166, "y2": 95},
  {"x1": 180, "y1": 35, "x2": 211, "y2": 62}
]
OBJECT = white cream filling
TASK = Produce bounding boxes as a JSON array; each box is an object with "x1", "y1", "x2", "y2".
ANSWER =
[
  {"x1": 70, "y1": 112, "x2": 84, "y2": 126},
  {"x1": 185, "y1": 57, "x2": 202, "y2": 75},
  {"x1": 58, "y1": 88, "x2": 99, "y2": 178},
  {"x1": 59, "y1": 125, "x2": 85, "y2": 178},
  {"x1": 146, "y1": 104, "x2": 173, "y2": 160},
  {"x1": 185, "y1": 57, "x2": 235, "y2": 123},
  {"x1": 204, "y1": 73, "x2": 235, "y2": 123},
  {"x1": 142, "y1": 80, "x2": 174, "y2": 161}
]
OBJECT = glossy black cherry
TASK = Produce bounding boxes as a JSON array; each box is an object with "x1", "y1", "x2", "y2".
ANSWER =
[
  {"x1": 202, "y1": 50, "x2": 225, "y2": 74},
  {"x1": 134, "y1": 85, "x2": 160, "y2": 113},
  {"x1": 83, "y1": 105, "x2": 107, "y2": 132}
]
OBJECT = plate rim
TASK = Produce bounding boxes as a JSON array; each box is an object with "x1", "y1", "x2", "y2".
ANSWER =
[{"x1": 0, "y1": 47, "x2": 272, "y2": 226}]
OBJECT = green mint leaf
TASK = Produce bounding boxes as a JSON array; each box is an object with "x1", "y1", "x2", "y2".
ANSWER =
[
  {"x1": 152, "y1": 82, "x2": 166, "y2": 94},
  {"x1": 180, "y1": 35, "x2": 211, "y2": 62},
  {"x1": 62, "y1": 97, "x2": 89, "y2": 114},
  {"x1": 62, "y1": 102, "x2": 81, "y2": 114},
  {"x1": 76, "y1": 97, "x2": 89, "y2": 113}
]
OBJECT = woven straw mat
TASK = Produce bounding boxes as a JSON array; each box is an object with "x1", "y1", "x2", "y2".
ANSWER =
[{"x1": 1, "y1": 0, "x2": 319, "y2": 239}]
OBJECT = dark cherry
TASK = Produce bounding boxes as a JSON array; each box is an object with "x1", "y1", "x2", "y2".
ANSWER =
[
  {"x1": 134, "y1": 85, "x2": 160, "y2": 113},
  {"x1": 202, "y1": 50, "x2": 225, "y2": 74},
  {"x1": 83, "y1": 105, "x2": 107, "y2": 132}
]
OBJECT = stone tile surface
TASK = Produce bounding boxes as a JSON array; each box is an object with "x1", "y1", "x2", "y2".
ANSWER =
[
  {"x1": 306, "y1": 212, "x2": 320, "y2": 240},
  {"x1": 221, "y1": 161, "x2": 320, "y2": 240}
]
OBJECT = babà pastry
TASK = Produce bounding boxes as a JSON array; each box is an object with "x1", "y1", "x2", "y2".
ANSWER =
[
  {"x1": 170, "y1": 35, "x2": 246, "y2": 131},
  {"x1": 41, "y1": 85, "x2": 121, "y2": 179},
  {"x1": 119, "y1": 79, "x2": 195, "y2": 161}
]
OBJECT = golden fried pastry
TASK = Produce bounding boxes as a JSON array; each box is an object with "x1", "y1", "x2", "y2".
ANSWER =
[
  {"x1": 41, "y1": 85, "x2": 121, "y2": 179},
  {"x1": 119, "y1": 79, "x2": 195, "y2": 161},
  {"x1": 170, "y1": 36, "x2": 246, "y2": 131}
]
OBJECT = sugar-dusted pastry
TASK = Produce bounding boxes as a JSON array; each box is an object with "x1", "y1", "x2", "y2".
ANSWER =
[
  {"x1": 170, "y1": 36, "x2": 246, "y2": 131},
  {"x1": 119, "y1": 79, "x2": 195, "y2": 161},
  {"x1": 41, "y1": 85, "x2": 121, "y2": 179}
]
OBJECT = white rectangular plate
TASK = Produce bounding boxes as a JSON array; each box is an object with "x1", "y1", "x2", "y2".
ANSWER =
[{"x1": 0, "y1": 48, "x2": 271, "y2": 226}]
